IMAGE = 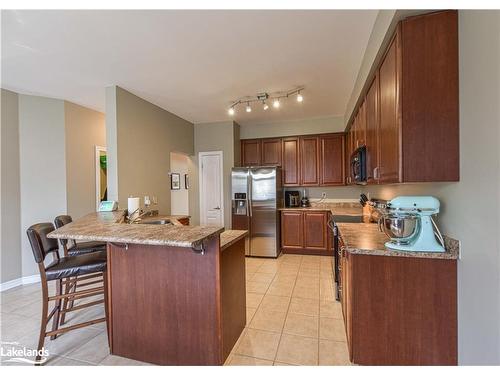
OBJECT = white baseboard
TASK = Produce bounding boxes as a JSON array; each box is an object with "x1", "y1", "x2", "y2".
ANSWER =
[{"x1": 0, "y1": 274, "x2": 40, "y2": 292}]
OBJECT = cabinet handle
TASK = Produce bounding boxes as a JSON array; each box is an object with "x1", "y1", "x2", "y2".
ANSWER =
[{"x1": 374, "y1": 167, "x2": 379, "y2": 180}]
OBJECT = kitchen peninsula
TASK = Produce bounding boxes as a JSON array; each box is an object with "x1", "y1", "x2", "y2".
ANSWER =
[{"x1": 48, "y1": 211, "x2": 247, "y2": 365}]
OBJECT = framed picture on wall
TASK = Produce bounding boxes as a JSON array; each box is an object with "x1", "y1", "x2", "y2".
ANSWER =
[
  {"x1": 184, "y1": 174, "x2": 189, "y2": 189},
  {"x1": 171, "y1": 173, "x2": 181, "y2": 190}
]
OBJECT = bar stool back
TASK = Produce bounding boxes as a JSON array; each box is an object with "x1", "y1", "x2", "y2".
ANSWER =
[{"x1": 26, "y1": 223, "x2": 109, "y2": 365}]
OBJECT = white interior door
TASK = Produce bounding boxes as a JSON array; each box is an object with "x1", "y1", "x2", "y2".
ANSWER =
[{"x1": 199, "y1": 151, "x2": 224, "y2": 226}]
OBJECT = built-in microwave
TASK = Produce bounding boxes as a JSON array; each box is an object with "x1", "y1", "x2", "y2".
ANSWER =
[{"x1": 350, "y1": 145, "x2": 367, "y2": 184}]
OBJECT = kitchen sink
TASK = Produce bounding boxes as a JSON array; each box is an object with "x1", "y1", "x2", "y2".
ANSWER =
[{"x1": 137, "y1": 219, "x2": 172, "y2": 225}]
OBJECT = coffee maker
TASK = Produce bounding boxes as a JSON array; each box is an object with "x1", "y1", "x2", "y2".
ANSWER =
[{"x1": 284, "y1": 191, "x2": 300, "y2": 208}]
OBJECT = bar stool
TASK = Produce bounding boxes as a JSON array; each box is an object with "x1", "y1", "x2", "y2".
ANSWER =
[
  {"x1": 26, "y1": 223, "x2": 109, "y2": 365},
  {"x1": 54, "y1": 215, "x2": 106, "y2": 325}
]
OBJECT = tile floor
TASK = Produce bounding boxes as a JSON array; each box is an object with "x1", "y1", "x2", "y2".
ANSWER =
[{"x1": 0, "y1": 254, "x2": 350, "y2": 366}]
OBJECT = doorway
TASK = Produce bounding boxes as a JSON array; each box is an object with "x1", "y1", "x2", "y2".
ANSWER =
[
  {"x1": 95, "y1": 146, "x2": 107, "y2": 210},
  {"x1": 199, "y1": 151, "x2": 224, "y2": 226}
]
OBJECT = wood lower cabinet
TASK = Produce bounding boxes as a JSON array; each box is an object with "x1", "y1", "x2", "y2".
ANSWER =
[
  {"x1": 339, "y1": 244, "x2": 457, "y2": 365},
  {"x1": 303, "y1": 211, "x2": 328, "y2": 250},
  {"x1": 282, "y1": 137, "x2": 301, "y2": 186},
  {"x1": 300, "y1": 136, "x2": 320, "y2": 186},
  {"x1": 241, "y1": 139, "x2": 261, "y2": 166},
  {"x1": 280, "y1": 211, "x2": 303, "y2": 249},
  {"x1": 281, "y1": 210, "x2": 332, "y2": 255},
  {"x1": 320, "y1": 134, "x2": 344, "y2": 186}
]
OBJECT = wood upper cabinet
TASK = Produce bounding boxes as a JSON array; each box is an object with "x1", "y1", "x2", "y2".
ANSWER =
[
  {"x1": 401, "y1": 10, "x2": 459, "y2": 181},
  {"x1": 365, "y1": 75, "x2": 379, "y2": 183},
  {"x1": 280, "y1": 211, "x2": 303, "y2": 249},
  {"x1": 261, "y1": 138, "x2": 282, "y2": 166},
  {"x1": 378, "y1": 28, "x2": 402, "y2": 184},
  {"x1": 346, "y1": 10, "x2": 459, "y2": 185},
  {"x1": 303, "y1": 211, "x2": 328, "y2": 250},
  {"x1": 241, "y1": 139, "x2": 261, "y2": 166},
  {"x1": 354, "y1": 102, "x2": 366, "y2": 149},
  {"x1": 320, "y1": 134, "x2": 345, "y2": 186},
  {"x1": 282, "y1": 137, "x2": 301, "y2": 186},
  {"x1": 300, "y1": 136, "x2": 320, "y2": 186}
]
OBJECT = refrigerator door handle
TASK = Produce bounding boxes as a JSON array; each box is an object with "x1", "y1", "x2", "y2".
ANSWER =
[{"x1": 247, "y1": 173, "x2": 252, "y2": 217}]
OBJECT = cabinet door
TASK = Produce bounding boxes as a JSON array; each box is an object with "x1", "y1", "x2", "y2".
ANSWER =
[
  {"x1": 303, "y1": 211, "x2": 328, "y2": 250},
  {"x1": 365, "y1": 75, "x2": 379, "y2": 184},
  {"x1": 281, "y1": 211, "x2": 304, "y2": 249},
  {"x1": 241, "y1": 139, "x2": 261, "y2": 166},
  {"x1": 261, "y1": 138, "x2": 282, "y2": 166},
  {"x1": 300, "y1": 136, "x2": 320, "y2": 186},
  {"x1": 320, "y1": 134, "x2": 345, "y2": 186},
  {"x1": 355, "y1": 100, "x2": 367, "y2": 148},
  {"x1": 378, "y1": 30, "x2": 402, "y2": 183},
  {"x1": 282, "y1": 137, "x2": 301, "y2": 186}
]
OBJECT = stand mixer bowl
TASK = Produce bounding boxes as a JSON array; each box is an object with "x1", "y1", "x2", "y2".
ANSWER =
[{"x1": 379, "y1": 213, "x2": 420, "y2": 245}]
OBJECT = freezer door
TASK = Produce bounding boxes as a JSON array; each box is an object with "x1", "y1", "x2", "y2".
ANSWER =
[
  {"x1": 249, "y1": 168, "x2": 279, "y2": 257},
  {"x1": 231, "y1": 168, "x2": 250, "y2": 255}
]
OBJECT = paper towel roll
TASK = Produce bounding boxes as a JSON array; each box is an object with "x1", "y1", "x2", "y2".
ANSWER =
[{"x1": 128, "y1": 197, "x2": 140, "y2": 220}]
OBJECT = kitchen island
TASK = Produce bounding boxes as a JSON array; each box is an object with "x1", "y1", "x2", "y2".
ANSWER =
[{"x1": 48, "y1": 211, "x2": 247, "y2": 365}]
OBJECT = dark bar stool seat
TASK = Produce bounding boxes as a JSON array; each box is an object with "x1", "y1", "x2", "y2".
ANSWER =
[
  {"x1": 54, "y1": 215, "x2": 107, "y2": 325},
  {"x1": 54, "y1": 215, "x2": 106, "y2": 256},
  {"x1": 27, "y1": 223, "x2": 109, "y2": 365},
  {"x1": 45, "y1": 251, "x2": 107, "y2": 280}
]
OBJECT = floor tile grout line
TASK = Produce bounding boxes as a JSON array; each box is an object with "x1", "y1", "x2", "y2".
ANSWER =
[{"x1": 271, "y1": 255, "x2": 301, "y2": 364}]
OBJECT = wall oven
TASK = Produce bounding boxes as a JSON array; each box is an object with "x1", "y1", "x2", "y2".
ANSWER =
[{"x1": 350, "y1": 145, "x2": 367, "y2": 184}]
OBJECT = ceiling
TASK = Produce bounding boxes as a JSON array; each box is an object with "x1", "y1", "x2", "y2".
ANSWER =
[{"x1": 1, "y1": 10, "x2": 378, "y2": 125}]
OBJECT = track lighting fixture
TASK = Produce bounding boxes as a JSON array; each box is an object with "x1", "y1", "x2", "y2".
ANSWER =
[{"x1": 226, "y1": 87, "x2": 304, "y2": 116}]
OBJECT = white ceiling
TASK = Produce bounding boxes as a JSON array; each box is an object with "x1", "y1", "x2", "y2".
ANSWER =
[{"x1": 1, "y1": 10, "x2": 378, "y2": 125}]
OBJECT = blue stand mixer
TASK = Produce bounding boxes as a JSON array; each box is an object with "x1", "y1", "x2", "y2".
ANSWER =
[{"x1": 377, "y1": 196, "x2": 446, "y2": 252}]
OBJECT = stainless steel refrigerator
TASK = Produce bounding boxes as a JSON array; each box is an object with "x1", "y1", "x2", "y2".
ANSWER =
[{"x1": 231, "y1": 167, "x2": 282, "y2": 257}]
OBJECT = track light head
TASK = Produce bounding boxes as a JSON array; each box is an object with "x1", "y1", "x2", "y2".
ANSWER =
[
  {"x1": 228, "y1": 107, "x2": 235, "y2": 116},
  {"x1": 263, "y1": 101, "x2": 269, "y2": 110},
  {"x1": 246, "y1": 102, "x2": 252, "y2": 112},
  {"x1": 297, "y1": 92, "x2": 303, "y2": 102},
  {"x1": 273, "y1": 99, "x2": 280, "y2": 108}
]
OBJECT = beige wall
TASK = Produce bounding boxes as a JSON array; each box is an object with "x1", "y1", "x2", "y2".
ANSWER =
[
  {"x1": 355, "y1": 10, "x2": 500, "y2": 364},
  {"x1": 106, "y1": 86, "x2": 194, "y2": 215},
  {"x1": 64, "y1": 101, "x2": 106, "y2": 219},
  {"x1": 170, "y1": 152, "x2": 190, "y2": 215},
  {"x1": 240, "y1": 115, "x2": 344, "y2": 139},
  {"x1": 18, "y1": 94, "x2": 67, "y2": 278},
  {"x1": 189, "y1": 121, "x2": 239, "y2": 227},
  {"x1": 1, "y1": 89, "x2": 22, "y2": 283}
]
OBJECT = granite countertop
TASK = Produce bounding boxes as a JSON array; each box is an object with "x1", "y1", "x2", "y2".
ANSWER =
[
  {"x1": 336, "y1": 222, "x2": 459, "y2": 260},
  {"x1": 47, "y1": 211, "x2": 224, "y2": 248},
  {"x1": 220, "y1": 230, "x2": 248, "y2": 250},
  {"x1": 279, "y1": 202, "x2": 364, "y2": 217}
]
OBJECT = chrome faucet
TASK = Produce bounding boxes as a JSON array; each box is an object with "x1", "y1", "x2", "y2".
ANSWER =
[{"x1": 126, "y1": 209, "x2": 158, "y2": 224}]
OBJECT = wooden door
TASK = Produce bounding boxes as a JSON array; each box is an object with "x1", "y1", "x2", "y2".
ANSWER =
[
  {"x1": 261, "y1": 138, "x2": 282, "y2": 166},
  {"x1": 345, "y1": 131, "x2": 353, "y2": 185},
  {"x1": 300, "y1": 136, "x2": 320, "y2": 186},
  {"x1": 320, "y1": 134, "x2": 345, "y2": 186},
  {"x1": 365, "y1": 75, "x2": 379, "y2": 184},
  {"x1": 303, "y1": 211, "x2": 328, "y2": 250},
  {"x1": 282, "y1": 137, "x2": 300, "y2": 186},
  {"x1": 241, "y1": 139, "x2": 261, "y2": 166},
  {"x1": 378, "y1": 29, "x2": 402, "y2": 183},
  {"x1": 281, "y1": 211, "x2": 303, "y2": 249}
]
